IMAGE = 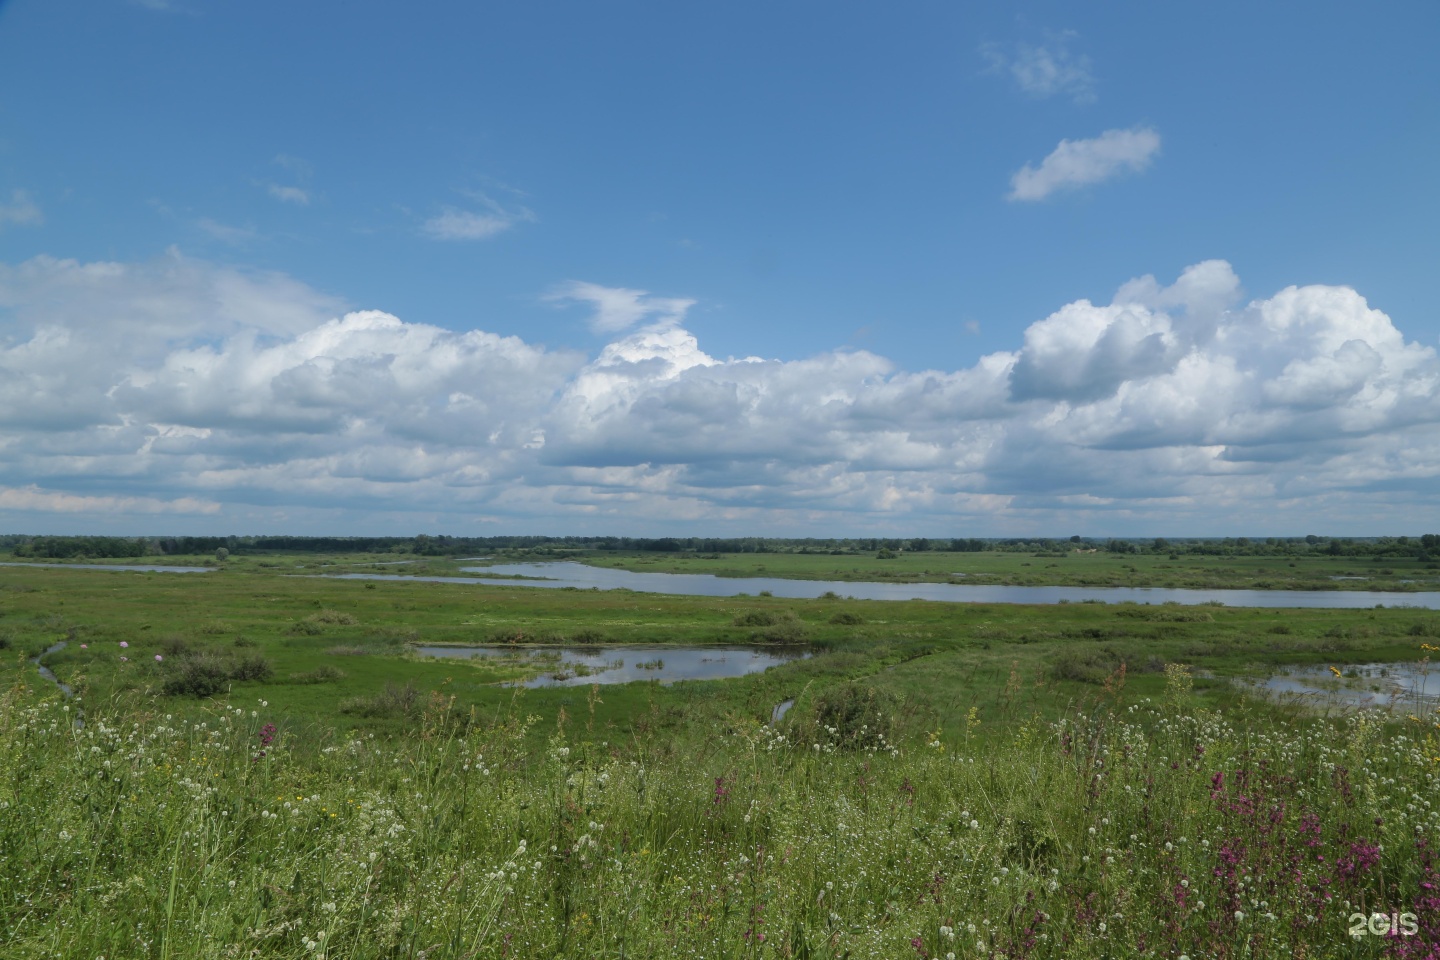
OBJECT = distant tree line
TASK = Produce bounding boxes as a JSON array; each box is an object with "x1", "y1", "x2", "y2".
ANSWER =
[{"x1": 3, "y1": 532, "x2": 1438, "y2": 561}]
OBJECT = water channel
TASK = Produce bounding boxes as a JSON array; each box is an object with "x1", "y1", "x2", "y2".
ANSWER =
[{"x1": 319, "y1": 561, "x2": 1440, "y2": 609}]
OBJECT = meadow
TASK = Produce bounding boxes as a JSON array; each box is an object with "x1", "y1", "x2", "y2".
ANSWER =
[
  {"x1": 3, "y1": 556, "x2": 1440, "y2": 958},
  {"x1": 579, "y1": 548, "x2": 1440, "y2": 594}
]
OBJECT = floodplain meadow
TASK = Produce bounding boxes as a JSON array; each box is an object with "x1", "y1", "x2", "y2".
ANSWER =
[{"x1": 2, "y1": 558, "x2": 1440, "y2": 957}]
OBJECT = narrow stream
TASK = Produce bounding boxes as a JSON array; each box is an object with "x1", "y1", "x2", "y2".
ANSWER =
[{"x1": 30, "y1": 640, "x2": 83, "y2": 727}]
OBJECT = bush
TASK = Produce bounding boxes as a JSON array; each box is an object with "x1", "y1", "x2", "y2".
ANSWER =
[
  {"x1": 340, "y1": 682, "x2": 421, "y2": 719},
  {"x1": 1051, "y1": 647, "x2": 1163, "y2": 684},
  {"x1": 162, "y1": 652, "x2": 273, "y2": 697},
  {"x1": 159, "y1": 634, "x2": 193, "y2": 657},
  {"x1": 288, "y1": 665, "x2": 347, "y2": 684},
  {"x1": 309, "y1": 609, "x2": 358, "y2": 626},
  {"x1": 230, "y1": 655, "x2": 274, "y2": 681},
  {"x1": 733, "y1": 609, "x2": 807, "y2": 643},
  {"x1": 809, "y1": 685, "x2": 898, "y2": 751},
  {"x1": 828, "y1": 612, "x2": 865, "y2": 625},
  {"x1": 162, "y1": 654, "x2": 233, "y2": 698}
]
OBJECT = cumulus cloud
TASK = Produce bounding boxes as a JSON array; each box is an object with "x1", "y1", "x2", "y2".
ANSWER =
[
  {"x1": 982, "y1": 33, "x2": 1096, "y2": 103},
  {"x1": 0, "y1": 190, "x2": 43, "y2": 231},
  {"x1": 0, "y1": 253, "x2": 1437, "y2": 533},
  {"x1": 1008, "y1": 126, "x2": 1160, "y2": 201},
  {"x1": 546, "y1": 281, "x2": 696, "y2": 334}
]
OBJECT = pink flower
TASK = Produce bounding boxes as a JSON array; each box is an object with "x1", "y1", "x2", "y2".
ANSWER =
[
  {"x1": 80, "y1": 644, "x2": 88, "y2": 649},
  {"x1": 119, "y1": 641, "x2": 129, "y2": 648},
  {"x1": 155, "y1": 654, "x2": 163, "y2": 662}
]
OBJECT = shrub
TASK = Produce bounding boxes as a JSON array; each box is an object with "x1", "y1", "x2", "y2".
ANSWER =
[
  {"x1": 288, "y1": 665, "x2": 347, "y2": 684},
  {"x1": 161, "y1": 651, "x2": 274, "y2": 697},
  {"x1": 1051, "y1": 647, "x2": 1163, "y2": 684},
  {"x1": 809, "y1": 684, "x2": 898, "y2": 751},
  {"x1": 734, "y1": 609, "x2": 807, "y2": 642},
  {"x1": 230, "y1": 655, "x2": 273, "y2": 681},
  {"x1": 159, "y1": 634, "x2": 193, "y2": 657},
  {"x1": 308, "y1": 609, "x2": 358, "y2": 626},
  {"x1": 340, "y1": 682, "x2": 421, "y2": 719},
  {"x1": 162, "y1": 653, "x2": 233, "y2": 698},
  {"x1": 828, "y1": 612, "x2": 865, "y2": 625}
]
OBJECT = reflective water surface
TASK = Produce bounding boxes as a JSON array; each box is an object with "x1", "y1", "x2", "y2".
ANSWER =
[
  {"x1": 416, "y1": 644, "x2": 808, "y2": 688},
  {"x1": 320, "y1": 561, "x2": 1440, "y2": 608}
]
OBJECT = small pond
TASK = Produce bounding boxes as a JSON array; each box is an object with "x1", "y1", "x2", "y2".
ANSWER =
[
  {"x1": 416, "y1": 644, "x2": 809, "y2": 688},
  {"x1": 1242, "y1": 662, "x2": 1439, "y2": 711}
]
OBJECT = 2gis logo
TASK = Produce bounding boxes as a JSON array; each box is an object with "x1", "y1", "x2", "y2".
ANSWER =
[{"x1": 1348, "y1": 911, "x2": 1419, "y2": 938}]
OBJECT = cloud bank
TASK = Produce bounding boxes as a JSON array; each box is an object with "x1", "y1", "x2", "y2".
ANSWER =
[
  {"x1": 1, "y1": 252, "x2": 1437, "y2": 534},
  {"x1": 1009, "y1": 127, "x2": 1161, "y2": 201}
]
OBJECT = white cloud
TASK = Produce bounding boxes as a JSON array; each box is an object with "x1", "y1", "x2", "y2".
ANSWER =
[
  {"x1": 545, "y1": 281, "x2": 696, "y2": 334},
  {"x1": 983, "y1": 33, "x2": 1096, "y2": 103},
  {"x1": 1008, "y1": 126, "x2": 1161, "y2": 201},
  {"x1": 0, "y1": 254, "x2": 1438, "y2": 533},
  {"x1": 267, "y1": 184, "x2": 310, "y2": 205},
  {"x1": 0, "y1": 485, "x2": 218, "y2": 515},
  {"x1": 422, "y1": 193, "x2": 535, "y2": 241},
  {"x1": 196, "y1": 218, "x2": 257, "y2": 244},
  {"x1": 0, "y1": 190, "x2": 42, "y2": 231}
]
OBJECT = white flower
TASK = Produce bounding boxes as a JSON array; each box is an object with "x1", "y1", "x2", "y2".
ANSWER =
[
  {"x1": 1234, "y1": 910, "x2": 1245, "y2": 921},
  {"x1": 969, "y1": 819, "x2": 979, "y2": 829}
]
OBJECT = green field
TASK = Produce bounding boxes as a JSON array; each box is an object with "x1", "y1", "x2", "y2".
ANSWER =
[
  {"x1": 3, "y1": 558, "x2": 1440, "y2": 957},
  {"x1": 580, "y1": 548, "x2": 1440, "y2": 593}
]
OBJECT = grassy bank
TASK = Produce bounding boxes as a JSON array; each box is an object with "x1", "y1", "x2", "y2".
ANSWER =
[{"x1": 578, "y1": 549, "x2": 1440, "y2": 593}]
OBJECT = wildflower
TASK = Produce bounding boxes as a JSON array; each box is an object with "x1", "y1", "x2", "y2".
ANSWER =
[
  {"x1": 119, "y1": 641, "x2": 129, "y2": 648},
  {"x1": 1234, "y1": 910, "x2": 1245, "y2": 922},
  {"x1": 119, "y1": 656, "x2": 128, "y2": 662},
  {"x1": 155, "y1": 654, "x2": 163, "y2": 662},
  {"x1": 80, "y1": 644, "x2": 87, "y2": 649}
]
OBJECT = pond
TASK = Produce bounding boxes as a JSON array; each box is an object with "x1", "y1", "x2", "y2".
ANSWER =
[
  {"x1": 415, "y1": 644, "x2": 809, "y2": 688},
  {"x1": 1241, "y1": 662, "x2": 1439, "y2": 712},
  {"x1": 318, "y1": 561, "x2": 1440, "y2": 609},
  {"x1": 0, "y1": 562, "x2": 213, "y2": 573}
]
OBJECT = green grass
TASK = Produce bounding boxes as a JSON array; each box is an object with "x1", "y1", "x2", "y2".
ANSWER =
[
  {"x1": 3, "y1": 560, "x2": 1440, "y2": 956},
  {"x1": 3, "y1": 673, "x2": 1439, "y2": 957},
  {"x1": 579, "y1": 548, "x2": 1440, "y2": 592}
]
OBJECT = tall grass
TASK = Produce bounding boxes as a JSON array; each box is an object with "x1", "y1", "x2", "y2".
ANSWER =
[{"x1": 2, "y1": 672, "x2": 1439, "y2": 958}]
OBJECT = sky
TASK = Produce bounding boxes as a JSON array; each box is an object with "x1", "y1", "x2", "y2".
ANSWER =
[{"x1": 0, "y1": 0, "x2": 1438, "y2": 538}]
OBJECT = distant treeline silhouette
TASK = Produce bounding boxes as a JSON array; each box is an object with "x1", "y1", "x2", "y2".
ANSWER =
[{"x1": 2, "y1": 532, "x2": 1437, "y2": 561}]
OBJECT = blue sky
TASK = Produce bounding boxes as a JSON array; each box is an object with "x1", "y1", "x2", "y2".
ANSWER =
[{"x1": 0, "y1": 0, "x2": 1438, "y2": 536}]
